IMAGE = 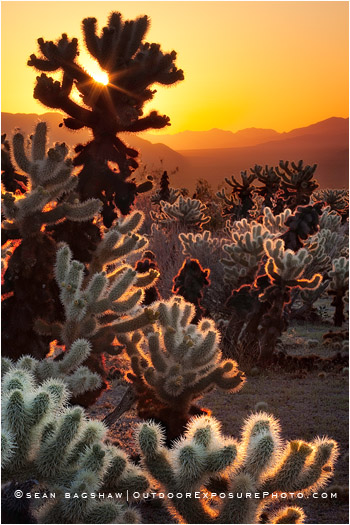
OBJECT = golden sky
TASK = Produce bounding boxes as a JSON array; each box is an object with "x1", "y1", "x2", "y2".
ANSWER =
[{"x1": 1, "y1": 1, "x2": 349, "y2": 133}]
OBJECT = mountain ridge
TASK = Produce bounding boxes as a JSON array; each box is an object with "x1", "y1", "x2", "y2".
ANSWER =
[{"x1": 2, "y1": 112, "x2": 348, "y2": 190}]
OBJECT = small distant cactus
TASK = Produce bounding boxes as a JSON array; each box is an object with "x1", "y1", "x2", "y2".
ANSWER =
[
  {"x1": 1, "y1": 368, "x2": 148, "y2": 524},
  {"x1": 172, "y1": 258, "x2": 210, "y2": 321},
  {"x1": 118, "y1": 296, "x2": 245, "y2": 440},
  {"x1": 138, "y1": 412, "x2": 338, "y2": 524},
  {"x1": 217, "y1": 170, "x2": 256, "y2": 219},
  {"x1": 151, "y1": 195, "x2": 210, "y2": 229}
]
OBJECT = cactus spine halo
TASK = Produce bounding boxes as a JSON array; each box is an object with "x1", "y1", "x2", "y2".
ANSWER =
[
  {"x1": 138, "y1": 412, "x2": 338, "y2": 524},
  {"x1": 151, "y1": 195, "x2": 211, "y2": 229},
  {"x1": 1, "y1": 122, "x2": 101, "y2": 237},
  {"x1": 1, "y1": 367, "x2": 148, "y2": 524},
  {"x1": 119, "y1": 295, "x2": 245, "y2": 440}
]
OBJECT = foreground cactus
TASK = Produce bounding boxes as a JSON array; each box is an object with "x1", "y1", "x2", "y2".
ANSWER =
[
  {"x1": 1, "y1": 339, "x2": 101, "y2": 397},
  {"x1": 118, "y1": 296, "x2": 245, "y2": 440},
  {"x1": 1, "y1": 368, "x2": 148, "y2": 524},
  {"x1": 138, "y1": 413, "x2": 338, "y2": 524}
]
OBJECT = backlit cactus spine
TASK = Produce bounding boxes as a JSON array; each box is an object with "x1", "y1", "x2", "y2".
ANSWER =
[
  {"x1": 119, "y1": 296, "x2": 245, "y2": 440},
  {"x1": 1, "y1": 368, "x2": 148, "y2": 524},
  {"x1": 2, "y1": 122, "x2": 101, "y2": 238},
  {"x1": 2, "y1": 339, "x2": 101, "y2": 397},
  {"x1": 151, "y1": 195, "x2": 210, "y2": 229},
  {"x1": 138, "y1": 412, "x2": 338, "y2": 524}
]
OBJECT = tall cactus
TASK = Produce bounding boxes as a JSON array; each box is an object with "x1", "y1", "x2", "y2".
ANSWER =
[
  {"x1": 28, "y1": 12, "x2": 183, "y2": 225},
  {"x1": 138, "y1": 413, "x2": 338, "y2": 524}
]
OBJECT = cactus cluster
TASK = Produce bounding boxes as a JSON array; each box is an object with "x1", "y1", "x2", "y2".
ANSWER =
[
  {"x1": 138, "y1": 412, "x2": 338, "y2": 524},
  {"x1": 1, "y1": 367, "x2": 148, "y2": 524},
  {"x1": 118, "y1": 296, "x2": 245, "y2": 440}
]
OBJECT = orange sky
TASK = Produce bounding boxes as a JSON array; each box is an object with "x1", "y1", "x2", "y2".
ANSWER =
[{"x1": 1, "y1": 1, "x2": 349, "y2": 133}]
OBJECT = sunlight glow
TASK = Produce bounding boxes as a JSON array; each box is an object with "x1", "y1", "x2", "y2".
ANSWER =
[{"x1": 88, "y1": 68, "x2": 109, "y2": 86}]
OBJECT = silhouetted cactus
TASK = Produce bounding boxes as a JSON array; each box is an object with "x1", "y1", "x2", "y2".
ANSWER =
[
  {"x1": 252, "y1": 164, "x2": 281, "y2": 208},
  {"x1": 1, "y1": 368, "x2": 148, "y2": 524},
  {"x1": 172, "y1": 258, "x2": 210, "y2": 322},
  {"x1": 138, "y1": 413, "x2": 338, "y2": 524},
  {"x1": 159, "y1": 170, "x2": 170, "y2": 202},
  {"x1": 226, "y1": 239, "x2": 322, "y2": 361},
  {"x1": 28, "y1": 12, "x2": 183, "y2": 224},
  {"x1": 281, "y1": 202, "x2": 323, "y2": 251},
  {"x1": 135, "y1": 251, "x2": 161, "y2": 305},
  {"x1": 328, "y1": 257, "x2": 349, "y2": 326},
  {"x1": 276, "y1": 160, "x2": 318, "y2": 210},
  {"x1": 313, "y1": 188, "x2": 349, "y2": 220},
  {"x1": 119, "y1": 296, "x2": 245, "y2": 441}
]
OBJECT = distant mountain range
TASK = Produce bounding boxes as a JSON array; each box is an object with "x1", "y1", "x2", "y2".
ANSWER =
[{"x1": 2, "y1": 113, "x2": 348, "y2": 190}]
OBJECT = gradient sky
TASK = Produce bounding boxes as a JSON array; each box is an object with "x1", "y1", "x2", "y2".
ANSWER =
[{"x1": 1, "y1": 1, "x2": 349, "y2": 134}]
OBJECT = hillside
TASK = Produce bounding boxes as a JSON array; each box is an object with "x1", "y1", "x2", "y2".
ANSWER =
[{"x1": 2, "y1": 113, "x2": 348, "y2": 190}]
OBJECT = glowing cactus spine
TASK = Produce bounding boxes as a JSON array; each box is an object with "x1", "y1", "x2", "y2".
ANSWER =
[
  {"x1": 138, "y1": 412, "x2": 338, "y2": 524},
  {"x1": 119, "y1": 296, "x2": 245, "y2": 440},
  {"x1": 1, "y1": 367, "x2": 148, "y2": 524}
]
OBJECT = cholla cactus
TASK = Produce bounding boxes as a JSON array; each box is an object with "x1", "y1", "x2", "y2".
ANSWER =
[
  {"x1": 262, "y1": 207, "x2": 292, "y2": 235},
  {"x1": 222, "y1": 222, "x2": 271, "y2": 288},
  {"x1": 118, "y1": 296, "x2": 245, "y2": 440},
  {"x1": 151, "y1": 186, "x2": 181, "y2": 205},
  {"x1": 34, "y1": 211, "x2": 159, "y2": 404},
  {"x1": 276, "y1": 160, "x2": 318, "y2": 209},
  {"x1": 180, "y1": 230, "x2": 225, "y2": 264},
  {"x1": 328, "y1": 257, "x2": 349, "y2": 326},
  {"x1": 313, "y1": 188, "x2": 349, "y2": 218},
  {"x1": 138, "y1": 413, "x2": 338, "y2": 524},
  {"x1": 1, "y1": 368, "x2": 148, "y2": 524},
  {"x1": 2, "y1": 124, "x2": 101, "y2": 362},
  {"x1": 172, "y1": 259, "x2": 210, "y2": 321},
  {"x1": 28, "y1": 12, "x2": 183, "y2": 223},
  {"x1": 261, "y1": 239, "x2": 322, "y2": 302},
  {"x1": 2, "y1": 339, "x2": 101, "y2": 397},
  {"x1": 252, "y1": 164, "x2": 281, "y2": 208},
  {"x1": 151, "y1": 195, "x2": 210, "y2": 229},
  {"x1": 319, "y1": 206, "x2": 343, "y2": 232},
  {"x1": 1, "y1": 122, "x2": 101, "y2": 238}
]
